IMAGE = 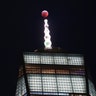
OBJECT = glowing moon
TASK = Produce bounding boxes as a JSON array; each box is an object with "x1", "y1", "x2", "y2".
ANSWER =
[{"x1": 41, "y1": 10, "x2": 49, "y2": 18}]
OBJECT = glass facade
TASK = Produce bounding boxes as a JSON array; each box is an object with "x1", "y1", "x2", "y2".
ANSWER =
[
  {"x1": 24, "y1": 53, "x2": 84, "y2": 65},
  {"x1": 88, "y1": 80, "x2": 96, "y2": 96},
  {"x1": 27, "y1": 74, "x2": 86, "y2": 95},
  {"x1": 15, "y1": 52, "x2": 96, "y2": 96},
  {"x1": 15, "y1": 76, "x2": 26, "y2": 96}
]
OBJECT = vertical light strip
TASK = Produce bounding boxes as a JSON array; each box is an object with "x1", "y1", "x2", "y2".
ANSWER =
[{"x1": 44, "y1": 19, "x2": 52, "y2": 49}]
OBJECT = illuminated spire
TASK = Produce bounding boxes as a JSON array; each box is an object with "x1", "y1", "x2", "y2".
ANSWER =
[{"x1": 41, "y1": 10, "x2": 52, "y2": 49}]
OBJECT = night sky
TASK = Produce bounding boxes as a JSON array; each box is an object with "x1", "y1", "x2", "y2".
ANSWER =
[{"x1": 1, "y1": 0, "x2": 96, "y2": 95}]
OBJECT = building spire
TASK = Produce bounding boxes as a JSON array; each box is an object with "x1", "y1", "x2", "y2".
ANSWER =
[{"x1": 41, "y1": 10, "x2": 52, "y2": 49}]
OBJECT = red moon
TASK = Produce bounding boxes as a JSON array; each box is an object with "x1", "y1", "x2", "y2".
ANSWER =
[{"x1": 41, "y1": 10, "x2": 49, "y2": 18}]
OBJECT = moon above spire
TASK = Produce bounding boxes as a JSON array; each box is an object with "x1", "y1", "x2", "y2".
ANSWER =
[{"x1": 41, "y1": 10, "x2": 49, "y2": 18}]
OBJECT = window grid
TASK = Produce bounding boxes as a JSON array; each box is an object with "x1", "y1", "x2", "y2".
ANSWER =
[
  {"x1": 88, "y1": 80, "x2": 96, "y2": 96},
  {"x1": 17, "y1": 53, "x2": 85, "y2": 96},
  {"x1": 71, "y1": 76, "x2": 86, "y2": 93},
  {"x1": 42, "y1": 75, "x2": 57, "y2": 92},
  {"x1": 68, "y1": 57, "x2": 84, "y2": 65},
  {"x1": 24, "y1": 55, "x2": 40, "y2": 64},
  {"x1": 27, "y1": 74, "x2": 86, "y2": 95},
  {"x1": 57, "y1": 75, "x2": 73, "y2": 93},
  {"x1": 28, "y1": 74, "x2": 42, "y2": 92},
  {"x1": 16, "y1": 76, "x2": 26, "y2": 96},
  {"x1": 54, "y1": 56, "x2": 67, "y2": 65},
  {"x1": 24, "y1": 54, "x2": 84, "y2": 66},
  {"x1": 41, "y1": 56, "x2": 53, "y2": 64}
]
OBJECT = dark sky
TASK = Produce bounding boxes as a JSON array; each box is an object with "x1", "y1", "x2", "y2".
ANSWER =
[{"x1": 1, "y1": 0, "x2": 96, "y2": 95}]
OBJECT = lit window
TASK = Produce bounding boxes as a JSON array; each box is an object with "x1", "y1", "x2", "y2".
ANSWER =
[
  {"x1": 27, "y1": 74, "x2": 42, "y2": 91},
  {"x1": 57, "y1": 75, "x2": 72, "y2": 93},
  {"x1": 41, "y1": 56, "x2": 53, "y2": 64},
  {"x1": 24, "y1": 55, "x2": 40, "y2": 64},
  {"x1": 42, "y1": 74, "x2": 57, "y2": 92},
  {"x1": 16, "y1": 76, "x2": 26, "y2": 96},
  {"x1": 54, "y1": 56, "x2": 67, "y2": 65},
  {"x1": 68, "y1": 57, "x2": 84, "y2": 65},
  {"x1": 71, "y1": 76, "x2": 86, "y2": 93}
]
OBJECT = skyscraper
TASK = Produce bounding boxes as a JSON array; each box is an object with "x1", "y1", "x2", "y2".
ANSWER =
[
  {"x1": 15, "y1": 10, "x2": 96, "y2": 96},
  {"x1": 15, "y1": 49, "x2": 96, "y2": 96}
]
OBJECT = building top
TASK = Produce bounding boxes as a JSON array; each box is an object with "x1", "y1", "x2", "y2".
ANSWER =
[
  {"x1": 30, "y1": 47, "x2": 82, "y2": 55},
  {"x1": 34, "y1": 47, "x2": 64, "y2": 53},
  {"x1": 23, "y1": 47, "x2": 83, "y2": 57}
]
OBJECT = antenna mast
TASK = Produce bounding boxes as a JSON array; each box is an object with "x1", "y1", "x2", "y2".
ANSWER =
[{"x1": 41, "y1": 10, "x2": 52, "y2": 49}]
